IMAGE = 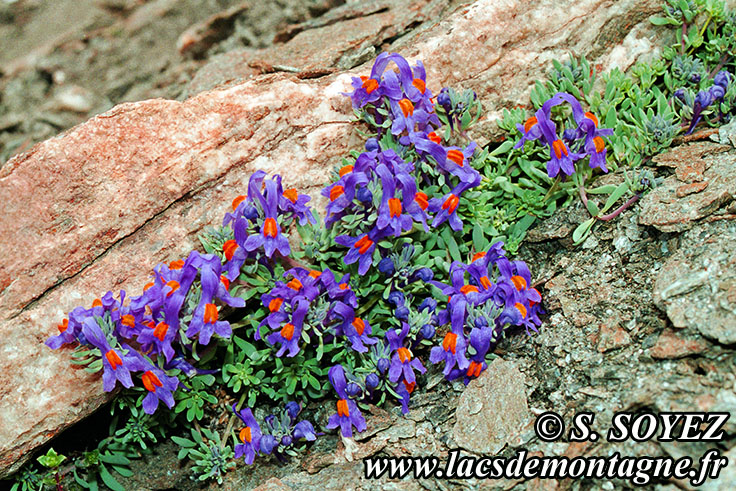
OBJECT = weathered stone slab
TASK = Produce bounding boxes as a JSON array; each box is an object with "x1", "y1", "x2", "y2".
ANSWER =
[
  {"x1": 452, "y1": 358, "x2": 530, "y2": 454},
  {"x1": 653, "y1": 220, "x2": 736, "y2": 345},
  {"x1": 639, "y1": 143, "x2": 735, "y2": 232}
]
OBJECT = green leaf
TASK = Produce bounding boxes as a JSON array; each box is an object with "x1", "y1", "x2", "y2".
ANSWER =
[
  {"x1": 99, "y1": 465, "x2": 125, "y2": 491},
  {"x1": 586, "y1": 200, "x2": 600, "y2": 217},
  {"x1": 112, "y1": 466, "x2": 134, "y2": 477},
  {"x1": 440, "y1": 228, "x2": 462, "y2": 263},
  {"x1": 472, "y1": 223, "x2": 487, "y2": 252},
  {"x1": 586, "y1": 184, "x2": 617, "y2": 195},
  {"x1": 99, "y1": 453, "x2": 130, "y2": 466},
  {"x1": 649, "y1": 15, "x2": 678, "y2": 26},
  {"x1": 605, "y1": 106, "x2": 617, "y2": 129},
  {"x1": 490, "y1": 140, "x2": 514, "y2": 156},
  {"x1": 572, "y1": 218, "x2": 596, "y2": 244},
  {"x1": 601, "y1": 182, "x2": 629, "y2": 213}
]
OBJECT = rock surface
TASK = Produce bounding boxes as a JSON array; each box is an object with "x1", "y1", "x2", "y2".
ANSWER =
[
  {"x1": 653, "y1": 220, "x2": 736, "y2": 345},
  {"x1": 452, "y1": 359, "x2": 530, "y2": 454},
  {"x1": 639, "y1": 142, "x2": 735, "y2": 232}
]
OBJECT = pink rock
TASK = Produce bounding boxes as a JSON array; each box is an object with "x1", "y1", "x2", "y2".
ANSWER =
[
  {"x1": 0, "y1": 0, "x2": 668, "y2": 476},
  {"x1": 650, "y1": 329, "x2": 708, "y2": 360}
]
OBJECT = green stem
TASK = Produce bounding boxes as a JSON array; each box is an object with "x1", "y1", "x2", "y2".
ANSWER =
[
  {"x1": 542, "y1": 176, "x2": 561, "y2": 202},
  {"x1": 597, "y1": 194, "x2": 641, "y2": 221},
  {"x1": 220, "y1": 393, "x2": 246, "y2": 450},
  {"x1": 698, "y1": 15, "x2": 711, "y2": 39}
]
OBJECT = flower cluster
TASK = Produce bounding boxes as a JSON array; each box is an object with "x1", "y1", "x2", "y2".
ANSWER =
[
  {"x1": 45, "y1": 50, "x2": 548, "y2": 480},
  {"x1": 259, "y1": 267, "x2": 377, "y2": 356},
  {"x1": 328, "y1": 53, "x2": 484, "y2": 276},
  {"x1": 673, "y1": 70, "x2": 732, "y2": 134},
  {"x1": 233, "y1": 402, "x2": 317, "y2": 465},
  {"x1": 222, "y1": 170, "x2": 315, "y2": 277},
  {"x1": 429, "y1": 242, "x2": 542, "y2": 384},
  {"x1": 515, "y1": 92, "x2": 613, "y2": 176},
  {"x1": 46, "y1": 251, "x2": 245, "y2": 414}
]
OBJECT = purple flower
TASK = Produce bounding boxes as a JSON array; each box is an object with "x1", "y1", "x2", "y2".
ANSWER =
[
  {"x1": 455, "y1": 327, "x2": 494, "y2": 385},
  {"x1": 395, "y1": 380, "x2": 416, "y2": 414},
  {"x1": 414, "y1": 138, "x2": 480, "y2": 184},
  {"x1": 326, "y1": 365, "x2": 367, "y2": 438},
  {"x1": 345, "y1": 52, "x2": 417, "y2": 109},
  {"x1": 535, "y1": 107, "x2": 586, "y2": 177},
  {"x1": 130, "y1": 252, "x2": 200, "y2": 346},
  {"x1": 375, "y1": 164, "x2": 414, "y2": 236},
  {"x1": 429, "y1": 328, "x2": 469, "y2": 377},
  {"x1": 335, "y1": 232, "x2": 377, "y2": 275},
  {"x1": 386, "y1": 323, "x2": 426, "y2": 384},
  {"x1": 276, "y1": 175, "x2": 315, "y2": 226},
  {"x1": 318, "y1": 269, "x2": 357, "y2": 307},
  {"x1": 323, "y1": 162, "x2": 371, "y2": 227},
  {"x1": 514, "y1": 94, "x2": 568, "y2": 149},
  {"x1": 267, "y1": 297, "x2": 309, "y2": 357},
  {"x1": 428, "y1": 180, "x2": 476, "y2": 232},
  {"x1": 331, "y1": 302, "x2": 378, "y2": 352},
  {"x1": 126, "y1": 351, "x2": 180, "y2": 414},
  {"x1": 46, "y1": 304, "x2": 97, "y2": 349},
  {"x1": 244, "y1": 178, "x2": 291, "y2": 257},
  {"x1": 233, "y1": 405, "x2": 263, "y2": 465},
  {"x1": 185, "y1": 253, "x2": 244, "y2": 346},
  {"x1": 81, "y1": 318, "x2": 140, "y2": 392}
]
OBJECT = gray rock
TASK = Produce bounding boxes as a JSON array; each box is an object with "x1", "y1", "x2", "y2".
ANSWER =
[
  {"x1": 452, "y1": 358, "x2": 530, "y2": 454},
  {"x1": 653, "y1": 221, "x2": 736, "y2": 344}
]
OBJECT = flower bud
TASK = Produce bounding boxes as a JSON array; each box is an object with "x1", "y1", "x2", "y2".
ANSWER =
[
  {"x1": 377, "y1": 357, "x2": 390, "y2": 375},
  {"x1": 694, "y1": 90, "x2": 712, "y2": 108},
  {"x1": 420, "y1": 324, "x2": 436, "y2": 340},
  {"x1": 244, "y1": 203, "x2": 259, "y2": 221},
  {"x1": 714, "y1": 70, "x2": 731, "y2": 89},
  {"x1": 437, "y1": 88, "x2": 451, "y2": 111},
  {"x1": 346, "y1": 382, "x2": 362, "y2": 398},
  {"x1": 387, "y1": 291, "x2": 405, "y2": 307},
  {"x1": 366, "y1": 373, "x2": 380, "y2": 389},
  {"x1": 285, "y1": 401, "x2": 301, "y2": 420},
  {"x1": 281, "y1": 435, "x2": 293, "y2": 447},
  {"x1": 710, "y1": 84, "x2": 725, "y2": 102},
  {"x1": 418, "y1": 297, "x2": 437, "y2": 313},
  {"x1": 412, "y1": 267, "x2": 433, "y2": 282},
  {"x1": 293, "y1": 420, "x2": 317, "y2": 441},
  {"x1": 378, "y1": 257, "x2": 396, "y2": 276},
  {"x1": 365, "y1": 138, "x2": 380, "y2": 152},
  {"x1": 689, "y1": 72, "x2": 701, "y2": 84},
  {"x1": 356, "y1": 186, "x2": 373, "y2": 203},
  {"x1": 395, "y1": 306, "x2": 410, "y2": 321}
]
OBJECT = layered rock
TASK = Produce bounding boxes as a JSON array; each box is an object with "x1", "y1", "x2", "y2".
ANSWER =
[{"x1": 0, "y1": 0, "x2": 670, "y2": 476}]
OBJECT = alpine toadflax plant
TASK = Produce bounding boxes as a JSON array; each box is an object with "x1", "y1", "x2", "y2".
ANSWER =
[{"x1": 45, "y1": 51, "x2": 544, "y2": 480}]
